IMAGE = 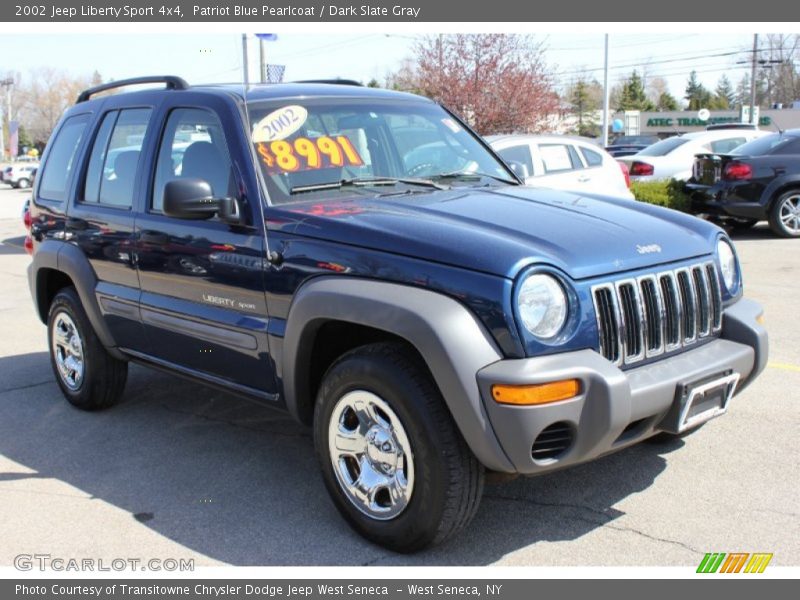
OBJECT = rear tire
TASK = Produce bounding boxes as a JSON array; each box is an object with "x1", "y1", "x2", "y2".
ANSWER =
[
  {"x1": 313, "y1": 342, "x2": 484, "y2": 552},
  {"x1": 768, "y1": 190, "x2": 800, "y2": 237},
  {"x1": 16, "y1": 178, "x2": 30, "y2": 189},
  {"x1": 47, "y1": 287, "x2": 127, "y2": 410}
]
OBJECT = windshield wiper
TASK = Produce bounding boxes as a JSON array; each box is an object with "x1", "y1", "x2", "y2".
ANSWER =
[
  {"x1": 290, "y1": 176, "x2": 448, "y2": 195},
  {"x1": 432, "y1": 171, "x2": 520, "y2": 185}
]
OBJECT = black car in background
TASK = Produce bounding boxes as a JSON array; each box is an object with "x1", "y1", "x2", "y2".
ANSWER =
[
  {"x1": 687, "y1": 130, "x2": 800, "y2": 237},
  {"x1": 605, "y1": 134, "x2": 661, "y2": 157}
]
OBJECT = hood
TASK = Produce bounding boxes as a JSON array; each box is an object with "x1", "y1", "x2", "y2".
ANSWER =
[{"x1": 265, "y1": 186, "x2": 719, "y2": 280}]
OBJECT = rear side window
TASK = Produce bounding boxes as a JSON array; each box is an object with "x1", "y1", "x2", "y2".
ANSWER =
[
  {"x1": 773, "y1": 138, "x2": 800, "y2": 155},
  {"x1": 82, "y1": 108, "x2": 152, "y2": 208},
  {"x1": 38, "y1": 114, "x2": 90, "y2": 201},
  {"x1": 496, "y1": 144, "x2": 534, "y2": 178},
  {"x1": 580, "y1": 147, "x2": 604, "y2": 167},
  {"x1": 710, "y1": 137, "x2": 746, "y2": 154}
]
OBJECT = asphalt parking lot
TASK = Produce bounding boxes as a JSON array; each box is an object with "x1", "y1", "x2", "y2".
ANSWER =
[{"x1": 0, "y1": 184, "x2": 797, "y2": 567}]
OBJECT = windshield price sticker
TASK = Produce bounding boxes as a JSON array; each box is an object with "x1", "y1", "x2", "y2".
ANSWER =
[
  {"x1": 252, "y1": 105, "x2": 308, "y2": 142},
  {"x1": 257, "y1": 136, "x2": 364, "y2": 173}
]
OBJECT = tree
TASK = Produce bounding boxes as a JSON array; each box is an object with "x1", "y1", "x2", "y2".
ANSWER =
[
  {"x1": 17, "y1": 68, "x2": 96, "y2": 145},
  {"x1": 400, "y1": 34, "x2": 558, "y2": 135},
  {"x1": 566, "y1": 76, "x2": 603, "y2": 136},
  {"x1": 366, "y1": 78, "x2": 380, "y2": 88},
  {"x1": 657, "y1": 92, "x2": 679, "y2": 111},
  {"x1": 713, "y1": 75, "x2": 735, "y2": 109},
  {"x1": 684, "y1": 70, "x2": 712, "y2": 110},
  {"x1": 616, "y1": 70, "x2": 655, "y2": 111}
]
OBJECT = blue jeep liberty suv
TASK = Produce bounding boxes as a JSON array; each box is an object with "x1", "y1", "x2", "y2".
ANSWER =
[{"x1": 26, "y1": 76, "x2": 768, "y2": 552}]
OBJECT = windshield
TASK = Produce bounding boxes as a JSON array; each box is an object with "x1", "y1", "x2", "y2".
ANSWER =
[
  {"x1": 730, "y1": 133, "x2": 789, "y2": 156},
  {"x1": 246, "y1": 98, "x2": 514, "y2": 203},
  {"x1": 636, "y1": 136, "x2": 689, "y2": 156}
]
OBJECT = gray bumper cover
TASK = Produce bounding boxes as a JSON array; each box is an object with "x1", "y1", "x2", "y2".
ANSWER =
[{"x1": 475, "y1": 298, "x2": 768, "y2": 474}]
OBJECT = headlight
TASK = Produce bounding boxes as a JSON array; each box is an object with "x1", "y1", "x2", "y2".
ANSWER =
[
  {"x1": 517, "y1": 273, "x2": 568, "y2": 339},
  {"x1": 717, "y1": 239, "x2": 737, "y2": 291}
]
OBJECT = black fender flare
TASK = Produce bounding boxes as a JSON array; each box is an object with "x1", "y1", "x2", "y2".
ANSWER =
[
  {"x1": 28, "y1": 240, "x2": 124, "y2": 359},
  {"x1": 281, "y1": 276, "x2": 515, "y2": 472}
]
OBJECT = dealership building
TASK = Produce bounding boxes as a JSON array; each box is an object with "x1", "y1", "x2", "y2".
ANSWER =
[{"x1": 619, "y1": 108, "x2": 800, "y2": 137}]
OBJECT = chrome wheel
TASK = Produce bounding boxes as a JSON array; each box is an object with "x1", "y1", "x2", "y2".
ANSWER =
[
  {"x1": 51, "y1": 312, "x2": 84, "y2": 391},
  {"x1": 778, "y1": 194, "x2": 800, "y2": 234},
  {"x1": 328, "y1": 390, "x2": 414, "y2": 520}
]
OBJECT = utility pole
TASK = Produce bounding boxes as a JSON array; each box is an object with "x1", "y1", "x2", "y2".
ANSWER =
[
  {"x1": 749, "y1": 33, "x2": 758, "y2": 123},
  {"x1": 241, "y1": 34, "x2": 249, "y2": 87},
  {"x1": 602, "y1": 34, "x2": 610, "y2": 147}
]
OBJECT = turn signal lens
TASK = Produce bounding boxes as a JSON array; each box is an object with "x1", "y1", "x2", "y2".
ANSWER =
[{"x1": 492, "y1": 379, "x2": 581, "y2": 406}]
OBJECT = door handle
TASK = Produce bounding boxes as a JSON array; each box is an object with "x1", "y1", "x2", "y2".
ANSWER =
[
  {"x1": 577, "y1": 176, "x2": 591, "y2": 183},
  {"x1": 140, "y1": 231, "x2": 168, "y2": 245},
  {"x1": 66, "y1": 217, "x2": 88, "y2": 230}
]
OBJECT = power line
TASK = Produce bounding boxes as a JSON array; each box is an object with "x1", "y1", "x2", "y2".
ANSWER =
[{"x1": 552, "y1": 47, "x2": 758, "y2": 79}]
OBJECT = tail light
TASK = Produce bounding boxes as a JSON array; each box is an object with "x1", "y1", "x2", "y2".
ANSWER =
[
  {"x1": 629, "y1": 161, "x2": 654, "y2": 176},
  {"x1": 23, "y1": 207, "x2": 32, "y2": 229},
  {"x1": 722, "y1": 161, "x2": 753, "y2": 181},
  {"x1": 618, "y1": 161, "x2": 631, "y2": 188},
  {"x1": 24, "y1": 236, "x2": 33, "y2": 255}
]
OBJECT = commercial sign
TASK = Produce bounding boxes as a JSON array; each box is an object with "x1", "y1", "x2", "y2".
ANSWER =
[{"x1": 646, "y1": 116, "x2": 772, "y2": 127}]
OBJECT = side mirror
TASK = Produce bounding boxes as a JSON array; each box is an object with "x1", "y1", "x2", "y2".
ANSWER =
[
  {"x1": 163, "y1": 178, "x2": 243, "y2": 223},
  {"x1": 505, "y1": 160, "x2": 529, "y2": 179}
]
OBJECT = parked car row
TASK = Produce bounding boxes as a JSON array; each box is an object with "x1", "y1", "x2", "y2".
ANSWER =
[
  {"x1": 1, "y1": 162, "x2": 39, "y2": 188},
  {"x1": 485, "y1": 123, "x2": 799, "y2": 238}
]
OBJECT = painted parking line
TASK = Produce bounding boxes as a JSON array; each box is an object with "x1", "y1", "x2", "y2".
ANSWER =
[{"x1": 768, "y1": 362, "x2": 800, "y2": 373}]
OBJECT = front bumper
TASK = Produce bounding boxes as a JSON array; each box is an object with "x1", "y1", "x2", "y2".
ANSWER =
[{"x1": 476, "y1": 298, "x2": 767, "y2": 475}]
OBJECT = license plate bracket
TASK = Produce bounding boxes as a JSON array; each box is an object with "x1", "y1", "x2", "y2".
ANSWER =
[{"x1": 661, "y1": 371, "x2": 740, "y2": 434}]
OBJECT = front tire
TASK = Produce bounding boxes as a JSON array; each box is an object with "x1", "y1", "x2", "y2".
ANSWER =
[
  {"x1": 47, "y1": 287, "x2": 128, "y2": 410},
  {"x1": 313, "y1": 342, "x2": 484, "y2": 552},
  {"x1": 16, "y1": 178, "x2": 30, "y2": 189},
  {"x1": 768, "y1": 190, "x2": 800, "y2": 237}
]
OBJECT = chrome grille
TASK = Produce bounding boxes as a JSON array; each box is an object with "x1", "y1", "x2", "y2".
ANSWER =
[{"x1": 592, "y1": 262, "x2": 723, "y2": 366}]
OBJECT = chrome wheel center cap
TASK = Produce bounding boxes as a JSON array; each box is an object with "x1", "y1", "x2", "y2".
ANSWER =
[{"x1": 366, "y1": 426, "x2": 397, "y2": 473}]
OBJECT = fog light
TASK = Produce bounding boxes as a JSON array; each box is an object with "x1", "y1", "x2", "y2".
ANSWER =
[{"x1": 492, "y1": 379, "x2": 581, "y2": 405}]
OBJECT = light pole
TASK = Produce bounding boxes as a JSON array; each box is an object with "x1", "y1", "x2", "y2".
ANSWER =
[
  {"x1": 749, "y1": 34, "x2": 758, "y2": 123},
  {"x1": 602, "y1": 34, "x2": 610, "y2": 147},
  {"x1": 0, "y1": 78, "x2": 13, "y2": 160}
]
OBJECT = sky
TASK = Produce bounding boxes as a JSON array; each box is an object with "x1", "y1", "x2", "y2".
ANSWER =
[{"x1": 0, "y1": 32, "x2": 764, "y2": 104}]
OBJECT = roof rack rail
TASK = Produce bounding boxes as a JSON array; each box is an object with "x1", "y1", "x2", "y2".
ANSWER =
[
  {"x1": 76, "y1": 76, "x2": 189, "y2": 103},
  {"x1": 292, "y1": 79, "x2": 363, "y2": 86}
]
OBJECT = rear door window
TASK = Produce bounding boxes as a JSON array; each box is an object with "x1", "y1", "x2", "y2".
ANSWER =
[
  {"x1": 539, "y1": 144, "x2": 577, "y2": 173},
  {"x1": 38, "y1": 114, "x2": 90, "y2": 202},
  {"x1": 82, "y1": 108, "x2": 152, "y2": 208}
]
